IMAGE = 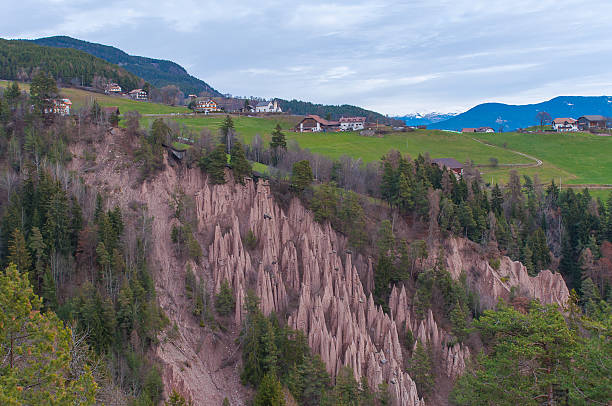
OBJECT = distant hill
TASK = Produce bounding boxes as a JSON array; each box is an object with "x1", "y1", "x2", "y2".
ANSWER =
[
  {"x1": 395, "y1": 112, "x2": 458, "y2": 126},
  {"x1": 0, "y1": 38, "x2": 142, "y2": 90},
  {"x1": 32, "y1": 36, "x2": 222, "y2": 97},
  {"x1": 430, "y1": 96, "x2": 612, "y2": 131},
  {"x1": 277, "y1": 99, "x2": 401, "y2": 125}
]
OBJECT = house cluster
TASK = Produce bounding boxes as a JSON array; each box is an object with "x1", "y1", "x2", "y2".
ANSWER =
[
  {"x1": 461, "y1": 127, "x2": 495, "y2": 133},
  {"x1": 552, "y1": 115, "x2": 609, "y2": 132},
  {"x1": 44, "y1": 98, "x2": 72, "y2": 116},
  {"x1": 191, "y1": 98, "x2": 283, "y2": 114},
  {"x1": 294, "y1": 115, "x2": 367, "y2": 132},
  {"x1": 104, "y1": 83, "x2": 148, "y2": 101}
]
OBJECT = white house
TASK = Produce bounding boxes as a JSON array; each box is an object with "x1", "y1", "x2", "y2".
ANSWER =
[
  {"x1": 193, "y1": 99, "x2": 219, "y2": 113},
  {"x1": 339, "y1": 116, "x2": 366, "y2": 131},
  {"x1": 106, "y1": 83, "x2": 122, "y2": 94},
  {"x1": 255, "y1": 100, "x2": 282, "y2": 113},
  {"x1": 128, "y1": 89, "x2": 148, "y2": 101},
  {"x1": 552, "y1": 118, "x2": 578, "y2": 132}
]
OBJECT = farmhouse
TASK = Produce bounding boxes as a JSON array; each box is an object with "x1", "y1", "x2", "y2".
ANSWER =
[
  {"x1": 193, "y1": 99, "x2": 219, "y2": 113},
  {"x1": 476, "y1": 127, "x2": 495, "y2": 133},
  {"x1": 213, "y1": 98, "x2": 255, "y2": 113},
  {"x1": 431, "y1": 158, "x2": 464, "y2": 176},
  {"x1": 339, "y1": 116, "x2": 366, "y2": 131},
  {"x1": 552, "y1": 118, "x2": 578, "y2": 132},
  {"x1": 106, "y1": 83, "x2": 122, "y2": 94},
  {"x1": 44, "y1": 98, "x2": 72, "y2": 116},
  {"x1": 577, "y1": 115, "x2": 607, "y2": 131},
  {"x1": 255, "y1": 100, "x2": 282, "y2": 113},
  {"x1": 295, "y1": 115, "x2": 339, "y2": 132},
  {"x1": 461, "y1": 128, "x2": 477, "y2": 133},
  {"x1": 128, "y1": 89, "x2": 148, "y2": 101}
]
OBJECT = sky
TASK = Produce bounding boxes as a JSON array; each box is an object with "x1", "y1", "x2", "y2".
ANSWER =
[{"x1": 4, "y1": 0, "x2": 612, "y2": 115}]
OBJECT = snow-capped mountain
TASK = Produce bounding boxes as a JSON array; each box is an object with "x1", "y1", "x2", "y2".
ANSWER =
[{"x1": 394, "y1": 112, "x2": 459, "y2": 126}]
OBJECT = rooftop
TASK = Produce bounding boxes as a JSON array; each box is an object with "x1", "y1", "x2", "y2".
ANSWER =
[{"x1": 432, "y1": 158, "x2": 463, "y2": 169}]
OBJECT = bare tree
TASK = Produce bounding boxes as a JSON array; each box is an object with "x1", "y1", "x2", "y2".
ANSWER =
[{"x1": 535, "y1": 111, "x2": 552, "y2": 131}]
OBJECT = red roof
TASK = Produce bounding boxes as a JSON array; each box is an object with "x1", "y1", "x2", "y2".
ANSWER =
[
  {"x1": 304, "y1": 115, "x2": 339, "y2": 126},
  {"x1": 461, "y1": 128, "x2": 476, "y2": 133},
  {"x1": 553, "y1": 118, "x2": 576, "y2": 124}
]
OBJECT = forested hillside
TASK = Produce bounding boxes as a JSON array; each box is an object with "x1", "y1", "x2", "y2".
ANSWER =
[
  {"x1": 277, "y1": 98, "x2": 402, "y2": 125},
  {"x1": 33, "y1": 36, "x2": 222, "y2": 97},
  {"x1": 0, "y1": 39, "x2": 143, "y2": 90}
]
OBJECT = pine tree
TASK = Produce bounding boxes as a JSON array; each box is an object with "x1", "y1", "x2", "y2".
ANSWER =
[
  {"x1": 270, "y1": 124, "x2": 287, "y2": 150},
  {"x1": 8, "y1": 228, "x2": 31, "y2": 273},
  {"x1": 290, "y1": 160, "x2": 313, "y2": 193},
  {"x1": 215, "y1": 280, "x2": 235, "y2": 316},
  {"x1": 203, "y1": 144, "x2": 228, "y2": 184},
  {"x1": 253, "y1": 373, "x2": 285, "y2": 406},
  {"x1": 0, "y1": 264, "x2": 97, "y2": 405},
  {"x1": 230, "y1": 142, "x2": 251, "y2": 184},
  {"x1": 28, "y1": 226, "x2": 46, "y2": 292},
  {"x1": 220, "y1": 115, "x2": 235, "y2": 153},
  {"x1": 408, "y1": 341, "x2": 434, "y2": 397}
]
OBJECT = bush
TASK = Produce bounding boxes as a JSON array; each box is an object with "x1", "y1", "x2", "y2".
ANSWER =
[{"x1": 244, "y1": 229, "x2": 258, "y2": 250}]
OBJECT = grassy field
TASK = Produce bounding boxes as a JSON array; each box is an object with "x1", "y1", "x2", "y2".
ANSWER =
[
  {"x1": 0, "y1": 80, "x2": 189, "y2": 115},
  {"x1": 3, "y1": 79, "x2": 611, "y2": 188},
  {"x1": 473, "y1": 132, "x2": 612, "y2": 185},
  {"x1": 157, "y1": 115, "x2": 301, "y2": 142}
]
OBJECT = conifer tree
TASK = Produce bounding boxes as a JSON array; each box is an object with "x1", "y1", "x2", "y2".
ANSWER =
[
  {"x1": 0, "y1": 264, "x2": 97, "y2": 405},
  {"x1": 203, "y1": 144, "x2": 228, "y2": 184},
  {"x1": 253, "y1": 373, "x2": 285, "y2": 406},
  {"x1": 290, "y1": 160, "x2": 313, "y2": 193},
  {"x1": 8, "y1": 228, "x2": 31, "y2": 273},
  {"x1": 230, "y1": 142, "x2": 251, "y2": 184},
  {"x1": 215, "y1": 280, "x2": 235, "y2": 316}
]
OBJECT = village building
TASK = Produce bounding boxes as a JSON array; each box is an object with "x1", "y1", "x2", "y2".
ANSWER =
[
  {"x1": 476, "y1": 127, "x2": 495, "y2": 133},
  {"x1": 255, "y1": 100, "x2": 282, "y2": 113},
  {"x1": 577, "y1": 115, "x2": 607, "y2": 131},
  {"x1": 431, "y1": 158, "x2": 464, "y2": 177},
  {"x1": 213, "y1": 98, "x2": 255, "y2": 113},
  {"x1": 128, "y1": 89, "x2": 148, "y2": 101},
  {"x1": 105, "y1": 83, "x2": 122, "y2": 94},
  {"x1": 461, "y1": 128, "x2": 476, "y2": 133},
  {"x1": 44, "y1": 98, "x2": 72, "y2": 116},
  {"x1": 295, "y1": 115, "x2": 339, "y2": 132},
  {"x1": 193, "y1": 99, "x2": 219, "y2": 113},
  {"x1": 339, "y1": 116, "x2": 366, "y2": 131},
  {"x1": 552, "y1": 118, "x2": 578, "y2": 132}
]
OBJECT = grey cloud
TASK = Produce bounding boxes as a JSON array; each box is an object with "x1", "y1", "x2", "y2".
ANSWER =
[{"x1": 4, "y1": 0, "x2": 612, "y2": 114}]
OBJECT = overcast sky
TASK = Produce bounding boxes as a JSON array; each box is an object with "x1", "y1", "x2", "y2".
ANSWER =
[{"x1": 5, "y1": 0, "x2": 612, "y2": 114}]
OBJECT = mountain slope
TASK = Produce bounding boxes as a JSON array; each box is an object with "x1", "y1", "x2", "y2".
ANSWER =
[
  {"x1": 430, "y1": 96, "x2": 612, "y2": 131},
  {"x1": 32, "y1": 36, "x2": 222, "y2": 96},
  {"x1": 0, "y1": 38, "x2": 142, "y2": 90}
]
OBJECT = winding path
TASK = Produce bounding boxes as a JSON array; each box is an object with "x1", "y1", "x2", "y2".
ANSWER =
[{"x1": 470, "y1": 137, "x2": 543, "y2": 168}]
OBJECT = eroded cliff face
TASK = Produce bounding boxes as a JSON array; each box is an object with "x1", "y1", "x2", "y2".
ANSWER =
[{"x1": 73, "y1": 130, "x2": 570, "y2": 405}]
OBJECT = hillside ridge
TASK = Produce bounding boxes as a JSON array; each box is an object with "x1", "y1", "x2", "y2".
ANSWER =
[{"x1": 32, "y1": 35, "x2": 222, "y2": 97}]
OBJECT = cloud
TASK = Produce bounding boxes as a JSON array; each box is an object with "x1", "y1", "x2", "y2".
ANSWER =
[{"x1": 5, "y1": 0, "x2": 612, "y2": 114}]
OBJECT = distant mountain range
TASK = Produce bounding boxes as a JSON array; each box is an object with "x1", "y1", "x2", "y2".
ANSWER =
[
  {"x1": 31, "y1": 36, "x2": 222, "y2": 97},
  {"x1": 429, "y1": 96, "x2": 612, "y2": 131},
  {"x1": 394, "y1": 112, "x2": 458, "y2": 126}
]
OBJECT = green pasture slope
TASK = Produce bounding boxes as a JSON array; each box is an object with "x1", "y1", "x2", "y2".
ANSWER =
[
  {"x1": 0, "y1": 80, "x2": 189, "y2": 115},
  {"x1": 473, "y1": 132, "x2": 612, "y2": 185}
]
